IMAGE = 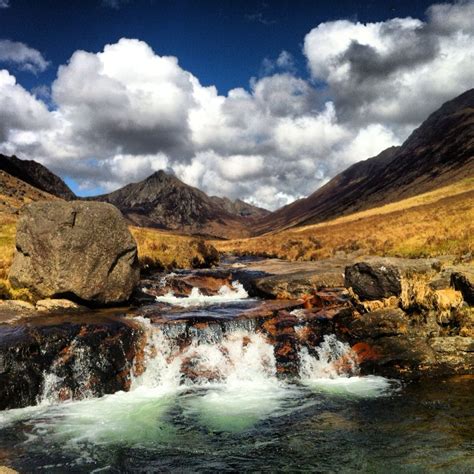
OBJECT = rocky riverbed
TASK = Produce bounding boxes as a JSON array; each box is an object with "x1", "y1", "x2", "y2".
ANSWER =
[{"x1": 0, "y1": 255, "x2": 472, "y2": 411}]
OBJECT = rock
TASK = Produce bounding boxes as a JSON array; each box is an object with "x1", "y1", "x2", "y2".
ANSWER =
[
  {"x1": 451, "y1": 271, "x2": 474, "y2": 305},
  {"x1": 35, "y1": 299, "x2": 86, "y2": 313},
  {"x1": 9, "y1": 201, "x2": 140, "y2": 305},
  {"x1": 345, "y1": 262, "x2": 402, "y2": 300},
  {"x1": 348, "y1": 308, "x2": 410, "y2": 339},
  {"x1": 0, "y1": 313, "x2": 144, "y2": 410},
  {"x1": 0, "y1": 300, "x2": 35, "y2": 324},
  {"x1": 429, "y1": 336, "x2": 474, "y2": 354}
]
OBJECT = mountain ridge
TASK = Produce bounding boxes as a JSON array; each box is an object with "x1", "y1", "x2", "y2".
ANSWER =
[
  {"x1": 0, "y1": 154, "x2": 75, "y2": 201},
  {"x1": 253, "y1": 88, "x2": 474, "y2": 234}
]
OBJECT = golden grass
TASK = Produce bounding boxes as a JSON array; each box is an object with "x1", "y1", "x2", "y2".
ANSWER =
[
  {"x1": 130, "y1": 226, "x2": 219, "y2": 272},
  {"x1": 213, "y1": 179, "x2": 474, "y2": 261}
]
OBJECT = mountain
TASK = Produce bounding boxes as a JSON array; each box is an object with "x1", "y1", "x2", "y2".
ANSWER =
[
  {"x1": 254, "y1": 88, "x2": 474, "y2": 234},
  {"x1": 0, "y1": 154, "x2": 75, "y2": 200},
  {"x1": 91, "y1": 170, "x2": 269, "y2": 239},
  {"x1": 209, "y1": 196, "x2": 269, "y2": 219},
  {"x1": 0, "y1": 170, "x2": 59, "y2": 213}
]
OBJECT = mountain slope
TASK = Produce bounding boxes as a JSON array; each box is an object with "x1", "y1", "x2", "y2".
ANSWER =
[
  {"x1": 0, "y1": 170, "x2": 59, "y2": 214},
  {"x1": 0, "y1": 155, "x2": 75, "y2": 200},
  {"x1": 254, "y1": 88, "x2": 474, "y2": 234},
  {"x1": 92, "y1": 170, "x2": 268, "y2": 239}
]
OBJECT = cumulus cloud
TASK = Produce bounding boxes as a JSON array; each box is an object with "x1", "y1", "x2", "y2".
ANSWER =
[
  {"x1": 261, "y1": 50, "x2": 296, "y2": 75},
  {"x1": 0, "y1": 2, "x2": 473, "y2": 209},
  {"x1": 52, "y1": 38, "x2": 196, "y2": 158},
  {"x1": 0, "y1": 1, "x2": 10, "y2": 9},
  {"x1": 303, "y1": 3, "x2": 474, "y2": 129},
  {"x1": 0, "y1": 70, "x2": 52, "y2": 143},
  {"x1": 0, "y1": 40, "x2": 49, "y2": 74}
]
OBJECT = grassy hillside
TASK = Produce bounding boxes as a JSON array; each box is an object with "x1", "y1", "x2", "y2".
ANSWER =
[{"x1": 213, "y1": 178, "x2": 474, "y2": 261}]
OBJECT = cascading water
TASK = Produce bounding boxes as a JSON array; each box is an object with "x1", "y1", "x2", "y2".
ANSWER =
[
  {"x1": 0, "y1": 280, "x2": 403, "y2": 472},
  {"x1": 154, "y1": 280, "x2": 249, "y2": 307}
]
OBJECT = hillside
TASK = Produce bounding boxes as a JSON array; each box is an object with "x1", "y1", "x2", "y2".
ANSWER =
[
  {"x1": 91, "y1": 170, "x2": 269, "y2": 239},
  {"x1": 0, "y1": 154, "x2": 75, "y2": 200},
  {"x1": 0, "y1": 170, "x2": 59, "y2": 213},
  {"x1": 254, "y1": 89, "x2": 474, "y2": 234},
  {"x1": 214, "y1": 178, "x2": 474, "y2": 261}
]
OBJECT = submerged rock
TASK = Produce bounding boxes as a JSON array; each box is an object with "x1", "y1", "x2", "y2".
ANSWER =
[{"x1": 9, "y1": 201, "x2": 140, "y2": 305}]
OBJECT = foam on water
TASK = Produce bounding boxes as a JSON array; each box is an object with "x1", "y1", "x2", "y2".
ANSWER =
[
  {"x1": 154, "y1": 281, "x2": 249, "y2": 307},
  {"x1": 0, "y1": 315, "x2": 397, "y2": 456},
  {"x1": 299, "y1": 334, "x2": 397, "y2": 397}
]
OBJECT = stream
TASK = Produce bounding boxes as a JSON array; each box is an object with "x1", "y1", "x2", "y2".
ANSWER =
[{"x1": 0, "y1": 279, "x2": 473, "y2": 472}]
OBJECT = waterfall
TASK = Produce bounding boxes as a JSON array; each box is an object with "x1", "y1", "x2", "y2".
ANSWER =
[{"x1": 132, "y1": 317, "x2": 278, "y2": 390}]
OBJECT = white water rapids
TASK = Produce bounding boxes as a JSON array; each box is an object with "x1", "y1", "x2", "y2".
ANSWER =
[
  {"x1": 154, "y1": 280, "x2": 249, "y2": 307},
  {"x1": 0, "y1": 284, "x2": 397, "y2": 451}
]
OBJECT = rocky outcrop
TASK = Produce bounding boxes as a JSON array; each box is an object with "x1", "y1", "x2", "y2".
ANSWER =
[
  {"x1": 341, "y1": 259, "x2": 474, "y2": 378},
  {"x1": 451, "y1": 270, "x2": 474, "y2": 305},
  {"x1": 9, "y1": 201, "x2": 140, "y2": 305}
]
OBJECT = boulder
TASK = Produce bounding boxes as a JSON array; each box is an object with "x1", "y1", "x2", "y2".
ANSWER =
[
  {"x1": 9, "y1": 201, "x2": 140, "y2": 305},
  {"x1": 451, "y1": 271, "x2": 474, "y2": 305},
  {"x1": 345, "y1": 262, "x2": 402, "y2": 300}
]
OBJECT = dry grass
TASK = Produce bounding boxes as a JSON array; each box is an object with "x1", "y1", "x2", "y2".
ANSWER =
[
  {"x1": 213, "y1": 179, "x2": 474, "y2": 261},
  {"x1": 130, "y1": 226, "x2": 219, "y2": 272}
]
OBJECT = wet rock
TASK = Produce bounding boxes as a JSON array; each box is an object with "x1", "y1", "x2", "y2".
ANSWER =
[
  {"x1": 231, "y1": 258, "x2": 346, "y2": 298},
  {"x1": 0, "y1": 314, "x2": 143, "y2": 410},
  {"x1": 9, "y1": 201, "x2": 140, "y2": 305},
  {"x1": 345, "y1": 262, "x2": 402, "y2": 300}
]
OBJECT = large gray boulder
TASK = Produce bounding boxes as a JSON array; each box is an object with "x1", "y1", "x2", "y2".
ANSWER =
[{"x1": 9, "y1": 201, "x2": 140, "y2": 305}]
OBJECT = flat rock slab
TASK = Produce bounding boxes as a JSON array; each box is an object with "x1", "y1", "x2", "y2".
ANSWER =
[{"x1": 229, "y1": 256, "x2": 444, "y2": 299}]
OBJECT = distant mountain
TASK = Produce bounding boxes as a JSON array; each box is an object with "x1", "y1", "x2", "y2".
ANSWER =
[
  {"x1": 210, "y1": 196, "x2": 269, "y2": 219},
  {"x1": 0, "y1": 154, "x2": 75, "y2": 200},
  {"x1": 91, "y1": 170, "x2": 269, "y2": 239},
  {"x1": 254, "y1": 88, "x2": 474, "y2": 234}
]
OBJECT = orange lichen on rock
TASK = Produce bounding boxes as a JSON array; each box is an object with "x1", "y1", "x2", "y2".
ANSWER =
[{"x1": 352, "y1": 342, "x2": 381, "y2": 363}]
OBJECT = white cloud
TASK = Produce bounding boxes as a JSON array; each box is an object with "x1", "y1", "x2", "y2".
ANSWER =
[
  {"x1": 0, "y1": 40, "x2": 49, "y2": 74},
  {"x1": 0, "y1": 1, "x2": 10, "y2": 9},
  {"x1": 303, "y1": 4, "x2": 474, "y2": 128},
  {"x1": 0, "y1": 69, "x2": 52, "y2": 143},
  {"x1": 0, "y1": 2, "x2": 473, "y2": 210}
]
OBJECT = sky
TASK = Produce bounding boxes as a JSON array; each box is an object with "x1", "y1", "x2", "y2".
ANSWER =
[{"x1": 0, "y1": 0, "x2": 473, "y2": 209}]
